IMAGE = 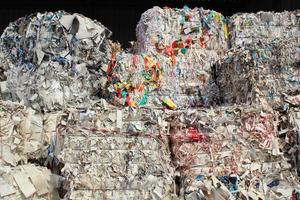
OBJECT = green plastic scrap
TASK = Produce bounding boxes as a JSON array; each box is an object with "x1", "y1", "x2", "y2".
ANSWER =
[
  {"x1": 142, "y1": 71, "x2": 151, "y2": 81},
  {"x1": 139, "y1": 89, "x2": 149, "y2": 106},
  {"x1": 181, "y1": 48, "x2": 187, "y2": 54},
  {"x1": 208, "y1": 11, "x2": 216, "y2": 21},
  {"x1": 180, "y1": 15, "x2": 185, "y2": 25},
  {"x1": 183, "y1": 5, "x2": 190, "y2": 11}
]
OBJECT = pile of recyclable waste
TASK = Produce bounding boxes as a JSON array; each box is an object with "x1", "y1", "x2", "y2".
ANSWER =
[{"x1": 0, "y1": 7, "x2": 299, "y2": 200}]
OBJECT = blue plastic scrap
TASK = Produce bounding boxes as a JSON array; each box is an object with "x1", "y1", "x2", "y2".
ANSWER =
[{"x1": 267, "y1": 179, "x2": 280, "y2": 188}]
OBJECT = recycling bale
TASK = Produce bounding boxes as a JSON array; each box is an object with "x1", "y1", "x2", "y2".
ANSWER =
[
  {"x1": 0, "y1": 11, "x2": 112, "y2": 112},
  {"x1": 228, "y1": 10, "x2": 300, "y2": 48}
]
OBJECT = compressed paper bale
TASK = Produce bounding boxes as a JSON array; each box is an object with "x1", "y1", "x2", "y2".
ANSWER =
[
  {"x1": 68, "y1": 190, "x2": 158, "y2": 200},
  {"x1": 54, "y1": 106, "x2": 176, "y2": 199},
  {"x1": 60, "y1": 134, "x2": 176, "y2": 199},
  {"x1": 0, "y1": 11, "x2": 112, "y2": 112},
  {"x1": 286, "y1": 108, "x2": 300, "y2": 173},
  {"x1": 164, "y1": 104, "x2": 299, "y2": 199},
  {"x1": 0, "y1": 100, "x2": 67, "y2": 167},
  {"x1": 133, "y1": 6, "x2": 229, "y2": 109},
  {"x1": 0, "y1": 164, "x2": 61, "y2": 200},
  {"x1": 214, "y1": 38, "x2": 300, "y2": 107},
  {"x1": 0, "y1": 100, "x2": 52, "y2": 166},
  {"x1": 229, "y1": 10, "x2": 300, "y2": 48},
  {"x1": 136, "y1": 6, "x2": 228, "y2": 54}
]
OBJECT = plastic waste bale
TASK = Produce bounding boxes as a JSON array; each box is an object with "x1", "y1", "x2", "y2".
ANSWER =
[
  {"x1": 0, "y1": 11, "x2": 112, "y2": 112},
  {"x1": 214, "y1": 38, "x2": 300, "y2": 108},
  {"x1": 0, "y1": 164, "x2": 61, "y2": 199},
  {"x1": 228, "y1": 10, "x2": 300, "y2": 48}
]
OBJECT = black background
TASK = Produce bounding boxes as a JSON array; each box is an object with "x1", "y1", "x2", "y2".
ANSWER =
[{"x1": 0, "y1": 0, "x2": 299, "y2": 48}]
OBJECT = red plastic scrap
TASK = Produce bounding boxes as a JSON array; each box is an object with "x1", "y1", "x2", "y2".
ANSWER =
[
  {"x1": 187, "y1": 127, "x2": 204, "y2": 142},
  {"x1": 172, "y1": 41, "x2": 177, "y2": 48},
  {"x1": 185, "y1": 37, "x2": 191, "y2": 45},
  {"x1": 164, "y1": 45, "x2": 173, "y2": 56},
  {"x1": 178, "y1": 43, "x2": 185, "y2": 49},
  {"x1": 200, "y1": 37, "x2": 205, "y2": 48}
]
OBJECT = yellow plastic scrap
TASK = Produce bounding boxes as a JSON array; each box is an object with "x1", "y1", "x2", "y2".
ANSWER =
[
  {"x1": 160, "y1": 96, "x2": 176, "y2": 110},
  {"x1": 125, "y1": 83, "x2": 131, "y2": 90},
  {"x1": 215, "y1": 13, "x2": 221, "y2": 24},
  {"x1": 223, "y1": 24, "x2": 228, "y2": 39},
  {"x1": 143, "y1": 55, "x2": 156, "y2": 70}
]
